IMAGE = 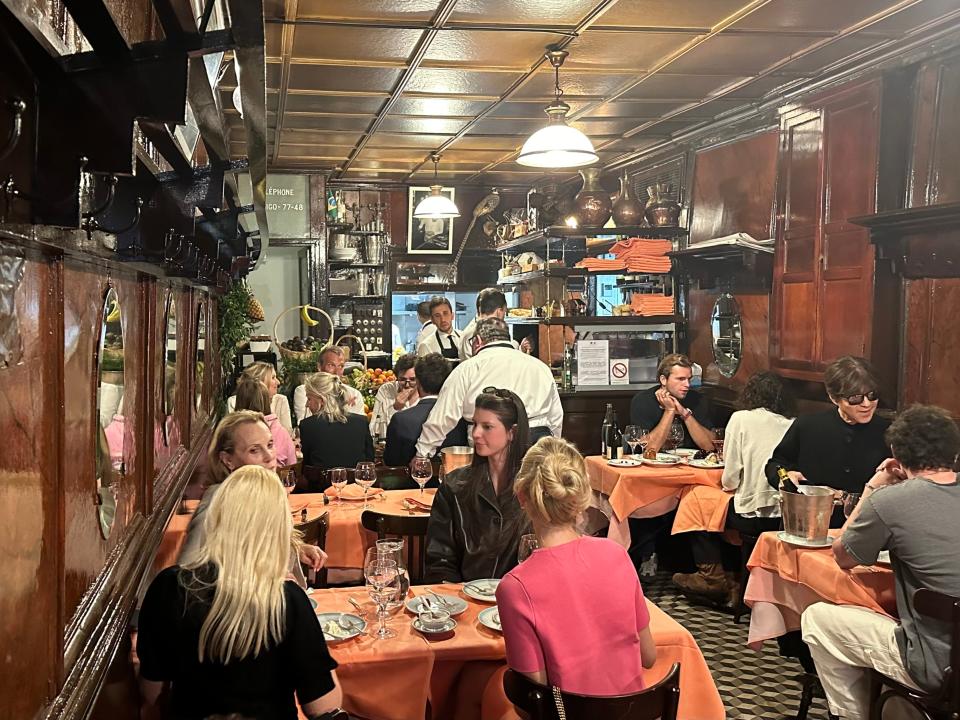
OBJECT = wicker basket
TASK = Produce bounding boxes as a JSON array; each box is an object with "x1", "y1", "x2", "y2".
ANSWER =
[
  {"x1": 335, "y1": 334, "x2": 368, "y2": 371},
  {"x1": 273, "y1": 305, "x2": 334, "y2": 362}
]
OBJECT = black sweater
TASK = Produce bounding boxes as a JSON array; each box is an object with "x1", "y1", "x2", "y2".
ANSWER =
[
  {"x1": 299, "y1": 413, "x2": 374, "y2": 470},
  {"x1": 764, "y1": 408, "x2": 890, "y2": 493}
]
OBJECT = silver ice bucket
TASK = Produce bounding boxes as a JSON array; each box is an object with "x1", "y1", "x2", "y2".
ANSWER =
[
  {"x1": 364, "y1": 236, "x2": 384, "y2": 264},
  {"x1": 780, "y1": 486, "x2": 835, "y2": 543},
  {"x1": 440, "y1": 446, "x2": 473, "y2": 475}
]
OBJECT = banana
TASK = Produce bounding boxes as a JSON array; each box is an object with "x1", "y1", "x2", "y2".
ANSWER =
[
  {"x1": 300, "y1": 304, "x2": 319, "y2": 327},
  {"x1": 106, "y1": 299, "x2": 121, "y2": 323}
]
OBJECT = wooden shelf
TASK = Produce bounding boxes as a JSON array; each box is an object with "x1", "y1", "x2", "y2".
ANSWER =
[
  {"x1": 495, "y1": 225, "x2": 687, "y2": 253},
  {"x1": 505, "y1": 315, "x2": 681, "y2": 327},
  {"x1": 497, "y1": 267, "x2": 585, "y2": 284},
  {"x1": 328, "y1": 261, "x2": 386, "y2": 268}
]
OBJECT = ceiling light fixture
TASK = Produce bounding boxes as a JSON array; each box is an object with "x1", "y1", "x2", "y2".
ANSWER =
[
  {"x1": 413, "y1": 153, "x2": 460, "y2": 219},
  {"x1": 518, "y1": 46, "x2": 598, "y2": 169}
]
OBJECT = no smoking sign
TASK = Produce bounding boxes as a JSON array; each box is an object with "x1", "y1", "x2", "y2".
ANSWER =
[{"x1": 609, "y1": 359, "x2": 630, "y2": 385}]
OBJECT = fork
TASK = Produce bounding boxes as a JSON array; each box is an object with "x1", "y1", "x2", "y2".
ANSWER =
[
  {"x1": 337, "y1": 613, "x2": 366, "y2": 635},
  {"x1": 429, "y1": 591, "x2": 450, "y2": 610}
]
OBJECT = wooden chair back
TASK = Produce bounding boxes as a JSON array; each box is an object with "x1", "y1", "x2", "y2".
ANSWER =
[
  {"x1": 376, "y1": 465, "x2": 418, "y2": 491},
  {"x1": 360, "y1": 510, "x2": 430, "y2": 584},
  {"x1": 296, "y1": 511, "x2": 330, "y2": 588},
  {"x1": 503, "y1": 663, "x2": 681, "y2": 720},
  {"x1": 915, "y1": 588, "x2": 960, "y2": 711}
]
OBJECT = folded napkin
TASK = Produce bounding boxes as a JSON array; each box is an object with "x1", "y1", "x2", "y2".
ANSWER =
[{"x1": 402, "y1": 496, "x2": 434, "y2": 512}]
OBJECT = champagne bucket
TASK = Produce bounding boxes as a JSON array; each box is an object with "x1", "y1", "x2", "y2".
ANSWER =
[
  {"x1": 440, "y1": 446, "x2": 473, "y2": 475},
  {"x1": 780, "y1": 486, "x2": 835, "y2": 542},
  {"x1": 364, "y1": 236, "x2": 384, "y2": 264}
]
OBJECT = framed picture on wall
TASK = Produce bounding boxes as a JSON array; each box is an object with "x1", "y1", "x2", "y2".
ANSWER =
[{"x1": 407, "y1": 186, "x2": 455, "y2": 254}]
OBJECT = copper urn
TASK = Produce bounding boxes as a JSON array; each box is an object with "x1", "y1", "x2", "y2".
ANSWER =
[
  {"x1": 573, "y1": 168, "x2": 612, "y2": 228},
  {"x1": 612, "y1": 171, "x2": 645, "y2": 226}
]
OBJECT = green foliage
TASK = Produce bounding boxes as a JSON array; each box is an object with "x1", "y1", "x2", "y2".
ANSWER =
[{"x1": 217, "y1": 280, "x2": 255, "y2": 398}]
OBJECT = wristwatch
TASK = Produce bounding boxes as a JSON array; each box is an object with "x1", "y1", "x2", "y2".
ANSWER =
[{"x1": 680, "y1": 408, "x2": 693, "y2": 420}]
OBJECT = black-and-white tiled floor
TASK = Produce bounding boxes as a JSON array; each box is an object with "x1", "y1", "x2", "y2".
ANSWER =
[{"x1": 643, "y1": 572, "x2": 830, "y2": 720}]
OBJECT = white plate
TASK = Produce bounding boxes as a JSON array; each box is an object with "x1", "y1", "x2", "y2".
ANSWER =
[
  {"x1": 673, "y1": 448, "x2": 698, "y2": 459},
  {"x1": 477, "y1": 606, "x2": 502, "y2": 633},
  {"x1": 689, "y1": 458, "x2": 725, "y2": 469},
  {"x1": 316, "y1": 612, "x2": 366, "y2": 643},
  {"x1": 607, "y1": 457, "x2": 642, "y2": 467},
  {"x1": 777, "y1": 531, "x2": 836, "y2": 549},
  {"x1": 406, "y1": 594, "x2": 468, "y2": 616},
  {"x1": 463, "y1": 579, "x2": 500, "y2": 603},
  {"x1": 412, "y1": 616, "x2": 457, "y2": 636},
  {"x1": 642, "y1": 453, "x2": 681, "y2": 467},
  {"x1": 877, "y1": 550, "x2": 891, "y2": 565}
]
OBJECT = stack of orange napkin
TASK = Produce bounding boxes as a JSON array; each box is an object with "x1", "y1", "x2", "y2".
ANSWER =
[
  {"x1": 631, "y1": 293, "x2": 675, "y2": 316},
  {"x1": 575, "y1": 237, "x2": 673, "y2": 273}
]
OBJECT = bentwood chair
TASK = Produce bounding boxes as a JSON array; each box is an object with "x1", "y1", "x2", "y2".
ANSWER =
[
  {"x1": 504, "y1": 662, "x2": 681, "y2": 720},
  {"x1": 296, "y1": 511, "x2": 330, "y2": 588},
  {"x1": 869, "y1": 588, "x2": 960, "y2": 720},
  {"x1": 360, "y1": 510, "x2": 430, "y2": 585},
  {"x1": 375, "y1": 465, "x2": 418, "y2": 491}
]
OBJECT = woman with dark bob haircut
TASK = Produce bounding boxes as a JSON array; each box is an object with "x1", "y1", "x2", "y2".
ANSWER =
[
  {"x1": 424, "y1": 388, "x2": 531, "y2": 583},
  {"x1": 765, "y1": 356, "x2": 890, "y2": 505},
  {"x1": 673, "y1": 372, "x2": 796, "y2": 601}
]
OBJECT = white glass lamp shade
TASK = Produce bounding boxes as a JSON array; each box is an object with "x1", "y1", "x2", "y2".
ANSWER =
[
  {"x1": 232, "y1": 85, "x2": 243, "y2": 118},
  {"x1": 518, "y1": 122, "x2": 598, "y2": 169},
  {"x1": 413, "y1": 185, "x2": 460, "y2": 219}
]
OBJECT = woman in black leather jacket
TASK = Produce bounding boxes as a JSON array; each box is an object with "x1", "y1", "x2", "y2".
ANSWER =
[{"x1": 424, "y1": 388, "x2": 531, "y2": 583}]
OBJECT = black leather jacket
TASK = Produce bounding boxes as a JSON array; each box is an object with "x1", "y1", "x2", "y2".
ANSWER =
[{"x1": 424, "y1": 466, "x2": 525, "y2": 583}]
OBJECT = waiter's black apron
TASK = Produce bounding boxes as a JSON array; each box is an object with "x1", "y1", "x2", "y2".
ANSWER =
[{"x1": 436, "y1": 330, "x2": 460, "y2": 365}]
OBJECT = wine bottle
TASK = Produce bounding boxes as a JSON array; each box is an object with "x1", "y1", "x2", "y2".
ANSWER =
[
  {"x1": 777, "y1": 466, "x2": 799, "y2": 494},
  {"x1": 607, "y1": 410, "x2": 623, "y2": 460},
  {"x1": 562, "y1": 343, "x2": 574, "y2": 391},
  {"x1": 601, "y1": 403, "x2": 614, "y2": 457}
]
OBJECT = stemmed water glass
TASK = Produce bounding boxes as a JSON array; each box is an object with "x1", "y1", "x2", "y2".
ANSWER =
[
  {"x1": 411, "y1": 456, "x2": 432, "y2": 495},
  {"x1": 364, "y1": 549, "x2": 399, "y2": 640},
  {"x1": 712, "y1": 428, "x2": 725, "y2": 461},
  {"x1": 329, "y1": 467, "x2": 348, "y2": 506},
  {"x1": 355, "y1": 461, "x2": 377, "y2": 509}
]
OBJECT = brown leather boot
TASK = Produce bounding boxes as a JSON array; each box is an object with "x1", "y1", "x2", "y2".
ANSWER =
[{"x1": 672, "y1": 563, "x2": 728, "y2": 598}]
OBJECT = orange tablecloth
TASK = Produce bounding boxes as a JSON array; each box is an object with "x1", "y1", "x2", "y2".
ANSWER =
[
  {"x1": 671, "y1": 485, "x2": 734, "y2": 534},
  {"x1": 744, "y1": 531, "x2": 896, "y2": 647},
  {"x1": 310, "y1": 584, "x2": 724, "y2": 720},
  {"x1": 154, "y1": 489, "x2": 435, "y2": 572},
  {"x1": 585, "y1": 455, "x2": 723, "y2": 521}
]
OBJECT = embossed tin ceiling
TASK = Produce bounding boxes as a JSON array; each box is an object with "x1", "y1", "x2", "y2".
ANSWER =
[{"x1": 228, "y1": 0, "x2": 960, "y2": 186}]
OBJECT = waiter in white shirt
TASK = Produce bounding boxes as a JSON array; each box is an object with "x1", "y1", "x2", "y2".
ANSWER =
[
  {"x1": 413, "y1": 300, "x2": 434, "y2": 350},
  {"x1": 460, "y1": 288, "x2": 532, "y2": 360},
  {"x1": 416, "y1": 297, "x2": 462, "y2": 361},
  {"x1": 293, "y1": 346, "x2": 365, "y2": 422},
  {"x1": 415, "y1": 317, "x2": 563, "y2": 458}
]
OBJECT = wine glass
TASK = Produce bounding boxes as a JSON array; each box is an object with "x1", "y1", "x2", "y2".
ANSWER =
[
  {"x1": 411, "y1": 456, "x2": 432, "y2": 495},
  {"x1": 637, "y1": 428, "x2": 650, "y2": 457},
  {"x1": 328, "y1": 467, "x2": 348, "y2": 506},
  {"x1": 712, "y1": 428, "x2": 725, "y2": 460},
  {"x1": 364, "y1": 549, "x2": 399, "y2": 640},
  {"x1": 355, "y1": 461, "x2": 377, "y2": 509},
  {"x1": 518, "y1": 533, "x2": 540, "y2": 563},
  {"x1": 623, "y1": 426, "x2": 641, "y2": 456},
  {"x1": 280, "y1": 468, "x2": 296, "y2": 495},
  {"x1": 666, "y1": 420, "x2": 684, "y2": 452},
  {"x1": 841, "y1": 492, "x2": 861, "y2": 518}
]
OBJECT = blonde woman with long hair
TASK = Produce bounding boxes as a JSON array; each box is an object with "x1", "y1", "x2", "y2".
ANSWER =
[
  {"x1": 299, "y1": 372, "x2": 373, "y2": 474},
  {"x1": 495, "y1": 437, "x2": 656, "y2": 696},
  {"x1": 179, "y1": 411, "x2": 325, "y2": 574},
  {"x1": 227, "y1": 360, "x2": 293, "y2": 434},
  {"x1": 138, "y1": 466, "x2": 343, "y2": 720}
]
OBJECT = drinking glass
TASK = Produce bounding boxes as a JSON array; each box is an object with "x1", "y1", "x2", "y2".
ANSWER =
[
  {"x1": 841, "y1": 492, "x2": 861, "y2": 518},
  {"x1": 666, "y1": 420, "x2": 684, "y2": 451},
  {"x1": 518, "y1": 533, "x2": 540, "y2": 563},
  {"x1": 329, "y1": 467, "x2": 348, "y2": 506},
  {"x1": 712, "y1": 428, "x2": 725, "y2": 460},
  {"x1": 623, "y1": 426, "x2": 641, "y2": 456},
  {"x1": 637, "y1": 428, "x2": 650, "y2": 457},
  {"x1": 364, "y1": 549, "x2": 399, "y2": 640},
  {"x1": 280, "y1": 468, "x2": 296, "y2": 494},
  {"x1": 376, "y1": 539, "x2": 409, "y2": 610},
  {"x1": 411, "y1": 456, "x2": 432, "y2": 495},
  {"x1": 355, "y1": 461, "x2": 377, "y2": 509}
]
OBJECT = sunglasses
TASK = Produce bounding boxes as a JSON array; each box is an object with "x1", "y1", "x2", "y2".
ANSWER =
[
  {"x1": 482, "y1": 386, "x2": 513, "y2": 399},
  {"x1": 397, "y1": 377, "x2": 417, "y2": 386},
  {"x1": 844, "y1": 390, "x2": 879, "y2": 405}
]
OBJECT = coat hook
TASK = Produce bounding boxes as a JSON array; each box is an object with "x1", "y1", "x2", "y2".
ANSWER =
[
  {"x1": 99, "y1": 197, "x2": 143, "y2": 235},
  {"x1": 82, "y1": 175, "x2": 118, "y2": 220},
  {"x1": 0, "y1": 98, "x2": 26, "y2": 164}
]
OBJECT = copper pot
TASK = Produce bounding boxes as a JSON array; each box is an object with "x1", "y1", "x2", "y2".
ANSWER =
[
  {"x1": 644, "y1": 183, "x2": 681, "y2": 227},
  {"x1": 574, "y1": 168, "x2": 612, "y2": 228}
]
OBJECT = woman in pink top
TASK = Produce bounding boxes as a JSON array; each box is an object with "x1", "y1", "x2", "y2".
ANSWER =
[
  {"x1": 234, "y1": 378, "x2": 297, "y2": 467},
  {"x1": 496, "y1": 437, "x2": 657, "y2": 696}
]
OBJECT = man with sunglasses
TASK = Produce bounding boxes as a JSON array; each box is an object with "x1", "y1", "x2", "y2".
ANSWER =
[
  {"x1": 369, "y1": 353, "x2": 419, "y2": 437},
  {"x1": 415, "y1": 317, "x2": 563, "y2": 459}
]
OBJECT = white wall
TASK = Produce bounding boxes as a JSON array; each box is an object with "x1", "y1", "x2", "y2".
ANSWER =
[{"x1": 245, "y1": 246, "x2": 303, "y2": 345}]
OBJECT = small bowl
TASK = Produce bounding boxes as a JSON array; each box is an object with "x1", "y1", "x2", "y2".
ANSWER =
[
  {"x1": 249, "y1": 340, "x2": 272, "y2": 353},
  {"x1": 673, "y1": 448, "x2": 698, "y2": 460},
  {"x1": 413, "y1": 610, "x2": 456, "y2": 639}
]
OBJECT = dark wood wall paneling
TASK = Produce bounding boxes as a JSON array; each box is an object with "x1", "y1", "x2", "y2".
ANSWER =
[{"x1": 687, "y1": 289, "x2": 771, "y2": 389}]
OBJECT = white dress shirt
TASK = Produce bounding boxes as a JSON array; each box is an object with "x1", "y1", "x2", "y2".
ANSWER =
[
  {"x1": 416, "y1": 328, "x2": 463, "y2": 357},
  {"x1": 226, "y1": 393, "x2": 293, "y2": 435},
  {"x1": 415, "y1": 342, "x2": 563, "y2": 457},
  {"x1": 293, "y1": 381, "x2": 366, "y2": 423},
  {"x1": 721, "y1": 407, "x2": 794, "y2": 517},
  {"x1": 414, "y1": 321, "x2": 434, "y2": 349},
  {"x1": 369, "y1": 380, "x2": 418, "y2": 436}
]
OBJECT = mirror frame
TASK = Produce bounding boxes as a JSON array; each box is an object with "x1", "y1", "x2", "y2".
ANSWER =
[
  {"x1": 710, "y1": 292, "x2": 743, "y2": 379},
  {"x1": 162, "y1": 290, "x2": 178, "y2": 448},
  {"x1": 194, "y1": 299, "x2": 207, "y2": 414},
  {"x1": 94, "y1": 286, "x2": 121, "y2": 540}
]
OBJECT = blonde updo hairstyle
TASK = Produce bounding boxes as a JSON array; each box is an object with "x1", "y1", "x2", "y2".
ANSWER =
[
  {"x1": 241, "y1": 361, "x2": 277, "y2": 396},
  {"x1": 304, "y1": 371, "x2": 348, "y2": 424},
  {"x1": 514, "y1": 437, "x2": 591, "y2": 527}
]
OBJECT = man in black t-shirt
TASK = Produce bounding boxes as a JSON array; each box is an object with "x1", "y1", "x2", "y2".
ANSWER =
[{"x1": 630, "y1": 353, "x2": 714, "y2": 453}]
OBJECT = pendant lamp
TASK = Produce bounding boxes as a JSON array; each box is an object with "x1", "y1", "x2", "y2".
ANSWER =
[
  {"x1": 518, "y1": 47, "x2": 598, "y2": 169},
  {"x1": 413, "y1": 153, "x2": 460, "y2": 219}
]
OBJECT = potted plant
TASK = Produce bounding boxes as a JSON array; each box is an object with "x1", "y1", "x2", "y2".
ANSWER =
[{"x1": 217, "y1": 281, "x2": 257, "y2": 413}]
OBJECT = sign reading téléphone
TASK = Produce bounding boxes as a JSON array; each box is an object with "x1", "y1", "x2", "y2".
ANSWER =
[{"x1": 264, "y1": 175, "x2": 309, "y2": 238}]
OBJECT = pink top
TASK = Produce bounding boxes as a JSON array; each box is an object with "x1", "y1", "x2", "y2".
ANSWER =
[
  {"x1": 265, "y1": 413, "x2": 297, "y2": 468},
  {"x1": 496, "y1": 536, "x2": 650, "y2": 696}
]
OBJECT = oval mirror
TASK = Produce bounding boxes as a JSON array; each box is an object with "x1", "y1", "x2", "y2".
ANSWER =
[
  {"x1": 711, "y1": 293, "x2": 742, "y2": 378},
  {"x1": 195, "y1": 301, "x2": 206, "y2": 412},
  {"x1": 95, "y1": 287, "x2": 123, "y2": 539},
  {"x1": 163, "y1": 292, "x2": 178, "y2": 447}
]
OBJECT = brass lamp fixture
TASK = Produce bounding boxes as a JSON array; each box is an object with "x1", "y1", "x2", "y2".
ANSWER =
[{"x1": 413, "y1": 153, "x2": 460, "y2": 219}]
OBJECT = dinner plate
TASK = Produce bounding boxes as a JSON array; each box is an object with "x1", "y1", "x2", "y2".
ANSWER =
[
  {"x1": 477, "y1": 606, "x2": 502, "y2": 633},
  {"x1": 607, "y1": 457, "x2": 642, "y2": 468},
  {"x1": 777, "y1": 531, "x2": 836, "y2": 548},
  {"x1": 642, "y1": 453, "x2": 681, "y2": 467},
  {"x1": 316, "y1": 612, "x2": 366, "y2": 643},
  {"x1": 463, "y1": 579, "x2": 500, "y2": 603},
  {"x1": 689, "y1": 458, "x2": 725, "y2": 469},
  {"x1": 405, "y1": 594, "x2": 468, "y2": 616}
]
